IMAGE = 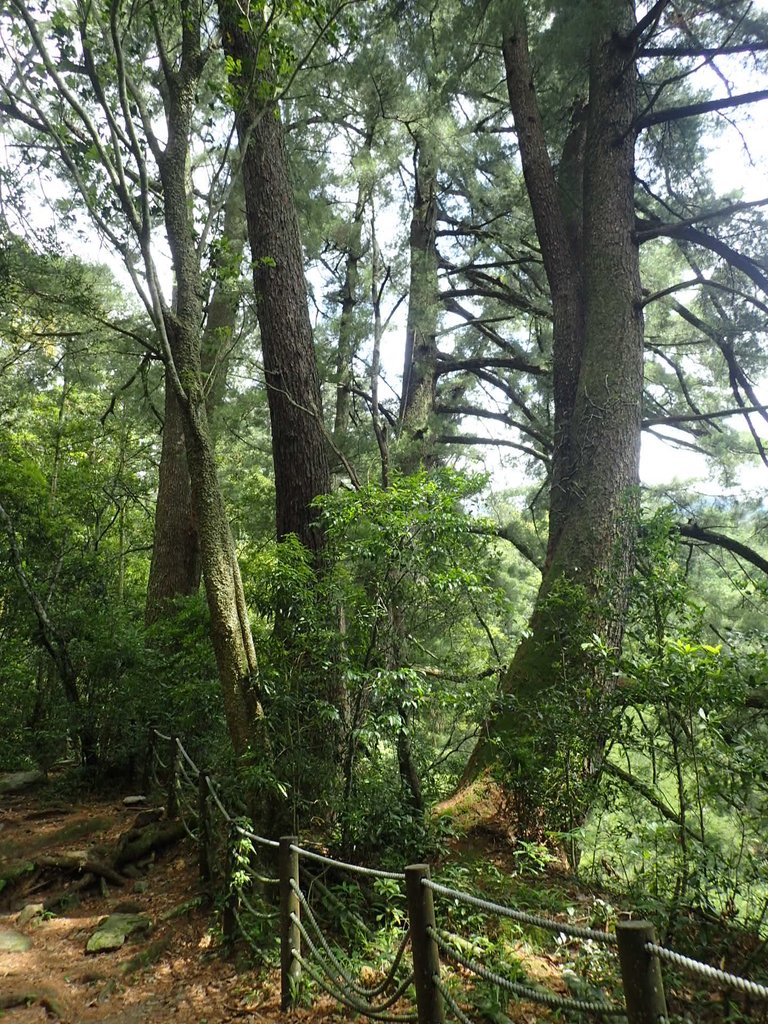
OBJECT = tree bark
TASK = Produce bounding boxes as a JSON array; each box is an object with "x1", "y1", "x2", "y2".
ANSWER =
[
  {"x1": 150, "y1": 12, "x2": 265, "y2": 768},
  {"x1": 218, "y1": 4, "x2": 331, "y2": 554},
  {"x1": 145, "y1": 375, "x2": 201, "y2": 626},
  {"x1": 334, "y1": 134, "x2": 373, "y2": 445},
  {"x1": 145, "y1": 171, "x2": 245, "y2": 627},
  {"x1": 463, "y1": 1, "x2": 644, "y2": 834},
  {"x1": 398, "y1": 135, "x2": 440, "y2": 473}
]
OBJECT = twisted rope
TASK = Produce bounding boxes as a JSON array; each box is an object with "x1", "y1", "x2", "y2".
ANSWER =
[
  {"x1": 206, "y1": 776, "x2": 234, "y2": 823},
  {"x1": 175, "y1": 737, "x2": 200, "y2": 775},
  {"x1": 292, "y1": 911, "x2": 415, "y2": 1011},
  {"x1": 434, "y1": 976, "x2": 475, "y2": 1024},
  {"x1": 176, "y1": 794, "x2": 199, "y2": 842},
  {"x1": 646, "y1": 943, "x2": 768, "y2": 1000},
  {"x1": 177, "y1": 759, "x2": 199, "y2": 795},
  {"x1": 177, "y1": 754, "x2": 198, "y2": 787},
  {"x1": 292, "y1": 944, "x2": 417, "y2": 1021},
  {"x1": 429, "y1": 928, "x2": 625, "y2": 1016},
  {"x1": 238, "y1": 886, "x2": 278, "y2": 921},
  {"x1": 241, "y1": 859, "x2": 279, "y2": 887},
  {"x1": 290, "y1": 882, "x2": 413, "y2": 1000},
  {"x1": 424, "y1": 879, "x2": 618, "y2": 945},
  {"x1": 291, "y1": 844, "x2": 405, "y2": 880},
  {"x1": 235, "y1": 822, "x2": 279, "y2": 850},
  {"x1": 305, "y1": 871, "x2": 374, "y2": 937},
  {"x1": 232, "y1": 906, "x2": 276, "y2": 955}
]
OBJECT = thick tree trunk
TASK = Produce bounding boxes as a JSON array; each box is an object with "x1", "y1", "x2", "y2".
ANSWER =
[
  {"x1": 501, "y1": 8, "x2": 586, "y2": 565},
  {"x1": 218, "y1": 5, "x2": 331, "y2": 555},
  {"x1": 463, "y1": 1, "x2": 643, "y2": 834}
]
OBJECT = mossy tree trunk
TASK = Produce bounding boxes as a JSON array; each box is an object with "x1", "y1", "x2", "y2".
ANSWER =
[{"x1": 463, "y1": 1, "x2": 644, "y2": 836}]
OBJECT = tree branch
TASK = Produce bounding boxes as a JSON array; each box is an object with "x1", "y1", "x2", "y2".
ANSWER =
[
  {"x1": 436, "y1": 433, "x2": 548, "y2": 462},
  {"x1": 602, "y1": 760, "x2": 704, "y2": 843},
  {"x1": 638, "y1": 89, "x2": 768, "y2": 129},
  {"x1": 677, "y1": 522, "x2": 768, "y2": 577}
]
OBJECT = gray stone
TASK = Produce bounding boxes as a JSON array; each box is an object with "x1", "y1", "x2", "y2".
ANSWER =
[
  {"x1": 86, "y1": 913, "x2": 152, "y2": 954},
  {"x1": 122, "y1": 796, "x2": 147, "y2": 806},
  {"x1": 16, "y1": 903, "x2": 45, "y2": 927},
  {"x1": 0, "y1": 926, "x2": 32, "y2": 952}
]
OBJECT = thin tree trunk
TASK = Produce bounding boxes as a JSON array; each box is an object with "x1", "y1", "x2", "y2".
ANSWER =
[
  {"x1": 334, "y1": 135, "x2": 373, "y2": 444},
  {"x1": 145, "y1": 174, "x2": 245, "y2": 626},
  {"x1": 148, "y1": 19, "x2": 267, "y2": 771}
]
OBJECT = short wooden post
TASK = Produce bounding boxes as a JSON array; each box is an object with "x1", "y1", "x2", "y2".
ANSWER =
[
  {"x1": 166, "y1": 735, "x2": 179, "y2": 819},
  {"x1": 197, "y1": 772, "x2": 211, "y2": 885},
  {"x1": 279, "y1": 835, "x2": 301, "y2": 1010},
  {"x1": 405, "y1": 864, "x2": 444, "y2": 1024},
  {"x1": 617, "y1": 920, "x2": 668, "y2": 1024},
  {"x1": 222, "y1": 823, "x2": 237, "y2": 944}
]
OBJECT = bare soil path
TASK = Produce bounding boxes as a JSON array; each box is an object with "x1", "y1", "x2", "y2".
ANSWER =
[{"x1": 0, "y1": 789, "x2": 343, "y2": 1024}]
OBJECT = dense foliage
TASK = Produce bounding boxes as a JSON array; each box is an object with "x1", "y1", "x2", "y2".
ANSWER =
[{"x1": 1, "y1": 0, "x2": 768, "y2": 970}]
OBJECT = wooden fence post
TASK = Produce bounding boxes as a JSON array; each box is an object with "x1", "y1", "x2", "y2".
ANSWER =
[
  {"x1": 405, "y1": 864, "x2": 444, "y2": 1024},
  {"x1": 279, "y1": 835, "x2": 301, "y2": 1010},
  {"x1": 617, "y1": 920, "x2": 668, "y2": 1024},
  {"x1": 166, "y1": 735, "x2": 179, "y2": 820},
  {"x1": 197, "y1": 772, "x2": 211, "y2": 885}
]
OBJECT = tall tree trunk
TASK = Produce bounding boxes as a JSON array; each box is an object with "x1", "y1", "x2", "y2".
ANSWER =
[
  {"x1": 201, "y1": 173, "x2": 246, "y2": 432},
  {"x1": 218, "y1": 5, "x2": 331, "y2": 555},
  {"x1": 334, "y1": 134, "x2": 373, "y2": 444},
  {"x1": 148, "y1": 18, "x2": 266, "y2": 771},
  {"x1": 145, "y1": 175, "x2": 245, "y2": 626},
  {"x1": 398, "y1": 135, "x2": 440, "y2": 473},
  {"x1": 463, "y1": 1, "x2": 643, "y2": 835}
]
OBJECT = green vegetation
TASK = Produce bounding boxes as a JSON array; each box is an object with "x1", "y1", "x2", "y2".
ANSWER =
[{"x1": 1, "y1": 0, "x2": 768, "y2": 1016}]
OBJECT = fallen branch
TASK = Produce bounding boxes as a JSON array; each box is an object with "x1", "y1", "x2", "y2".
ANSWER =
[
  {"x1": 36, "y1": 854, "x2": 126, "y2": 888},
  {"x1": 114, "y1": 819, "x2": 187, "y2": 868}
]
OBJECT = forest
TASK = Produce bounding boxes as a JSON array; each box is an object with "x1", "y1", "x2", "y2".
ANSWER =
[{"x1": 2, "y1": 0, "x2": 768, "y2": 1018}]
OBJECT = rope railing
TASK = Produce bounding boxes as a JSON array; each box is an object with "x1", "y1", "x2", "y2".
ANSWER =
[
  {"x1": 291, "y1": 879, "x2": 413, "y2": 1001},
  {"x1": 236, "y1": 822, "x2": 279, "y2": 851},
  {"x1": 646, "y1": 942, "x2": 768, "y2": 1000},
  {"x1": 292, "y1": 910, "x2": 415, "y2": 1013},
  {"x1": 145, "y1": 729, "x2": 768, "y2": 1024},
  {"x1": 292, "y1": 947, "x2": 418, "y2": 1022},
  {"x1": 423, "y1": 877, "x2": 618, "y2": 945},
  {"x1": 430, "y1": 925, "x2": 625, "y2": 1017},
  {"x1": 290, "y1": 842, "x2": 406, "y2": 880}
]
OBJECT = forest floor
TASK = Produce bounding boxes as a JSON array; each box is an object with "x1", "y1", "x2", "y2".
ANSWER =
[
  {"x1": 0, "y1": 786, "x2": 355, "y2": 1024},
  {"x1": 4, "y1": 783, "x2": 759, "y2": 1024},
  {"x1": 0, "y1": 782, "x2": 577, "y2": 1024}
]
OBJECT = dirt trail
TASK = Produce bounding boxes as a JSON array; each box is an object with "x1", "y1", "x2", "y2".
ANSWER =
[{"x1": 0, "y1": 789, "x2": 340, "y2": 1024}]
